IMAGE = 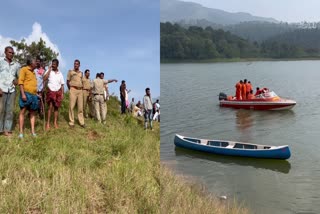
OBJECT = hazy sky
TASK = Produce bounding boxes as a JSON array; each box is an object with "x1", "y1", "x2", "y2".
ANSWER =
[
  {"x1": 0, "y1": 0, "x2": 159, "y2": 100},
  {"x1": 185, "y1": 0, "x2": 320, "y2": 23}
]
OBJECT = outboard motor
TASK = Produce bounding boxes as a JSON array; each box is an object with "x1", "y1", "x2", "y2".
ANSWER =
[{"x1": 219, "y1": 92, "x2": 227, "y2": 101}]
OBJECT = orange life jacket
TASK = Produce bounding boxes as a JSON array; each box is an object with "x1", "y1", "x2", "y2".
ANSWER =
[
  {"x1": 235, "y1": 83, "x2": 242, "y2": 100},
  {"x1": 247, "y1": 94, "x2": 255, "y2": 99},
  {"x1": 246, "y1": 83, "x2": 252, "y2": 93},
  {"x1": 242, "y1": 84, "x2": 247, "y2": 99}
]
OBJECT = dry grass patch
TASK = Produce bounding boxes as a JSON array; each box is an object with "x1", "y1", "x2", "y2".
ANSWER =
[
  {"x1": 87, "y1": 130, "x2": 101, "y2": 141},
  {"x1": 160, "y1": 165, "x2": 250, "y2": 214}
]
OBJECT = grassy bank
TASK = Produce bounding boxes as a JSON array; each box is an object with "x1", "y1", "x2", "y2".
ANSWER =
[
  {"x1": 161, "y1": 57, "x2": 320, "y2": 63},
  {"x1": 160, "y1": 165, "x2": 249, "y2": 214},
  {"x1": 0, "y1": 93, "x2": 248, "y2": 213},
  {"x1": 0, "y1": 95, "x2": 160, "y2": 213}
]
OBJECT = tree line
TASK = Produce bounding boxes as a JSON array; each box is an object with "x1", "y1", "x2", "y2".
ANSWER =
[
  {"x1": 161, "y1": 22, "x2": 320, "y2": 60},
  {"x1": 177, "y1": 20, "x2": 296, "y2": 42},
  {"x1": 9, "y1": 38, "x2": 58, "y2": 66}
]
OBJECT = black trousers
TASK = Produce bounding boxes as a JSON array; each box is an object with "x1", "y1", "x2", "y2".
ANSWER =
[{"x1": 121, "y1": 96, "x2": 126, "y2": 114}]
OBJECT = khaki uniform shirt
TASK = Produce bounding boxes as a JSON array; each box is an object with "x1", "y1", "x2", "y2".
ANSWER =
[
  {"x1": 92, "y1": 78, "x2": 105, "y2": 95},
  {"x1": 67, "y1": 70, "x2": 83, "y2": 88},
  {"x1": 82, "y1": 77, "x2": 91, "y2": 90}
]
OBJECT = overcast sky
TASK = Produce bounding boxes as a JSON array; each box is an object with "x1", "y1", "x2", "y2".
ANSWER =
[
  {"x1": 0, "y1": 0, "x2": 159, "y2": 100},
  {"x1": 185, "y1": 0, "x2": 320, "y2": 23}
]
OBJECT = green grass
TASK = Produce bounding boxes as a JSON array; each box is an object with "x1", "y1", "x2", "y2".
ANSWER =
[
  {"x1": 160, "y1": 165, "x2": 249, "y2": 214},
  {"x1": 0, "y1": 92, "x2": 248, "y2": 213},
  {"x1": 0, "y1": 95, "x2": 160, "y2": 213}
]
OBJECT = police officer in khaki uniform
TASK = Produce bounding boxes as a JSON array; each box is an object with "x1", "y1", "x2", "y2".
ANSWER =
[
  {"x1": 82, "y1": 69, "x2": 91, "y2": 118},
  {"x1": 89, "y1": 73, "x2": 100, "y2": 119},
  {"x1": 67, "y1": 59, "x2": 85, "y2": 128},
  {"x1": 89, "y1": 80, "x2": 95, "y2": 118},
  {"x1": 92, "y1": 72, "x2": 117, "y2": 124}
]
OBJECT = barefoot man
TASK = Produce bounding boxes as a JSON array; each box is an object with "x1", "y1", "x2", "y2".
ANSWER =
[
  {"x1": 18, "y1": 58, "x2": 38, "y2": 138},
  {"x1": 43, "y1": 59, "x2": 65, "y2": 130}
]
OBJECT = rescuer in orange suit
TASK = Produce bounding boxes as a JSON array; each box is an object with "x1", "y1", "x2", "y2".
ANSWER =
[
  {"x1": 247, "y1": 90, "x2": 255, "y2": 99},
  {"x1": 246, "y1": 80, "x2": 252, "y2": 98},
  {"x1": 242, "y1": 79, "x2": 247, "y2": 100},
  {"x1": 235, "y1": 80, "x2": 243, "y2": 100}
]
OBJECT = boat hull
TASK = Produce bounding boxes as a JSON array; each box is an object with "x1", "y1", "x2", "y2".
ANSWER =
[
  {"x1": 174, "y1": 135, "x2": 291, "y2": 159},
  {"x1": 219, "y1": 99, "x2": 296, "y2": 110}
]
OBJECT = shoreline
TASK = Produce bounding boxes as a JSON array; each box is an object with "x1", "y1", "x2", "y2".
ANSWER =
[
  {"x1": 160, "y1": 162, "x2": 249, "y2": 213},
  {"x1": 161, "y1": 57, "x2": 320, "y2": 63}
]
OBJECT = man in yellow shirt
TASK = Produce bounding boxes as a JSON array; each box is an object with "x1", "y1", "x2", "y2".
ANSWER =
[{"x1": 18, "y1": 58, "x2": 38, "y2": 138}]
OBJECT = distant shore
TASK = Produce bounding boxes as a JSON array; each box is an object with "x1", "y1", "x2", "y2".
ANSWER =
[{"x1": 161, "y1": 57, "x2": 320, "y2": 63}]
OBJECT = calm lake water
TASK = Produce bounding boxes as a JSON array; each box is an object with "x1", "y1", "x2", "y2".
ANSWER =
[{"x1": 160, "y1": 61, "x2": 320, "y2": 214}]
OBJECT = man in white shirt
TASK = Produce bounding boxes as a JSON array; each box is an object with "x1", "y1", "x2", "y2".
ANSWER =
[
  {"x1": 143, "y1": 87, "x2": 153, "y2": 130},
  {"x1": 43, "y1": 59, "x2": 65, "y2": 130}
]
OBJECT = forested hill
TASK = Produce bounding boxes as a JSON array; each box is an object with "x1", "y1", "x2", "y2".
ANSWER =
[
  {"x1": 225, "y1": 22, "x2": 296, "y2": 42},
  {"x1": 161, "y1": 22, "x2": 259, "y2": 59},
  {"x1": 177, "y1": 20, "x2": 295, "y2": 42},
  {"x1": 161, "y1": 22, "x2": 320, "y2": 60},
  {"x1": 263, "y1": 28, "x2": 320, "y2": 56}
]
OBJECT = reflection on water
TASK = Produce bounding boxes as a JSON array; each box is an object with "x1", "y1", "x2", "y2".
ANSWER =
[
  {"x1": 254, "y1": 109, "x2": 296, "y2": 120},
  {"x1": 233, "y1": 109, "x2": 296, "y2": 142},
  {"x1": 235, "y1": 109, "x2": 296, "y2": 130},
  {"x1": 175, "y1": 147, "x2": 291, "y2": 174},
  {"x1": 235, "y1": 110, "x2": 254, "y2": 131}
]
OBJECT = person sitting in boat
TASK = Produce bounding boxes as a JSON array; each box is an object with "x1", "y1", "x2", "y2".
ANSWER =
[
  {"x1": 227, "y1": 95, "x2": 234, "y2": 100},
  {"x1": 255, "y1": 87, "x2": 262, "y2": 96},
  {"x1": 247, "y1": 90, "x2": 255, "y2": 99},
  {"x1": 235, "y1": 80, "x2": 242, "y2": 100},
  {"x1": 136, "y1": 101, "x2": 143, "y2": 117}
]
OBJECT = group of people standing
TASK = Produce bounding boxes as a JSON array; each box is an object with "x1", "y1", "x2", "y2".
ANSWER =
[
  {"x1": 234, "y1": 79, "x2": 254, "y2": 100},
  {"x1": 129, "y1": 98, "x2": 160, "y2": 120},
  {"x1": 0, "y1": 47, "x2": 65, "y2": 138},
  {"x1": 234, "y1": 79, "x2": 271, "y2": 100},
  {"x1": 66, "y1": 59, "x2": 119, "y2": 127},
  {"x1": 0, "y1": 46, "x2": 155, "y2": 138}
]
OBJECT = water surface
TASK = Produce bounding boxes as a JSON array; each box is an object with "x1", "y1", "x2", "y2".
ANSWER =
[{"x1": 161, "y1": 61, "x2": 320, "y2": 214}]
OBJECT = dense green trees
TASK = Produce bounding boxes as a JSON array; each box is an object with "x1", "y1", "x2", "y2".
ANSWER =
[
  {"x1": 161, "y1": 22, "x2": 320, "y2": 60},
  {"x1": 161, "y1": 22, "x2": 258, "y2": 59},
  {"x1": 10, "y1": 38, "x2": 59, "y2": 66},
  {"x1": 262, "y1": 28, "x2": 320, "y2": 57}
]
